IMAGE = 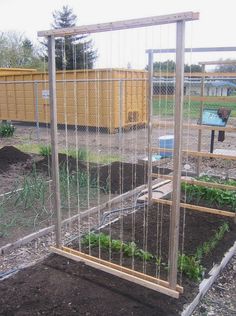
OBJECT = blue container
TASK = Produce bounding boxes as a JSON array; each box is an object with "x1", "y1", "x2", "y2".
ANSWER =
[{"x1": 158, "y1": 135, "x2": 174, "y2": 158}]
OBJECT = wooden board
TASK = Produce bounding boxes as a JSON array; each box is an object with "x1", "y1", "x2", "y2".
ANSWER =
[
  {"x1": 151, "y1": 198, "x2": 235, "y2": 218},
  {"x1": 152, "y1": 173, "x2": 236, "y2": 191},
  {"x1": 151, "y1": 147, "x2": 236, "y2": 161},
  {"x1": 138, "y1": 181, "x2": 172, "y2": 202},
  {"x1": 153, "y1": 95, "x2": 236, "y2": 104},
  {"x1": 51, "y1": 246, "x2": 183, "y2": 298},
  {"x1": 153, "y1": 121, "x2": 236, "y2": 132}
]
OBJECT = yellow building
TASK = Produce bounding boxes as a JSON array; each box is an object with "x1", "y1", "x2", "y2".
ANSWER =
[{"x1": 0, "y1": 68, "x2": 148, "y2": 131}]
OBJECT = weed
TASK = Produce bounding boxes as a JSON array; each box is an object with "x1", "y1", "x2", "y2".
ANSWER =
[
  {"x1": 39, "y1": 144, "x2": 51, "y2": 156},
  {"x1": 0, "y1": 122, "x2": 15, "y2": 137}
]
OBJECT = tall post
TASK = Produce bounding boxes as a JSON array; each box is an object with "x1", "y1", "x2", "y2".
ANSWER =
[
  {"x1": 168, "y1": 21, "x2": 185, "y2": 289},
  {"x1": 196, "y1": 64, "x2": 205, "y2": 176},
  {"x1": 147, "y1": 51, "x2": 154, "y2": 205},
  {"x1": 34, "y1": 81, "x2": 40, "y2": 141},
  {"x1": 48, "y1": 35, "x2": 62, "y2": 248}
]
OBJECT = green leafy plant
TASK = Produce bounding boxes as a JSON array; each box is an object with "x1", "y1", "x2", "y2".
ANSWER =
[
  {"x1": 82, "y1": 233, "x2": 153, "y2": 261},
  {"x1": 82, "y1": 222, "x2": 230, "y2": 282},
  {"x1": 178, "y1": 254, "x2": 204, "y2": 281},
  {"x1": 0, "y1": 122, "x2": 15, "y2": 137},
  {"x1": 195, "y1": 222, "x2": 229, "y2": 261},
  {"x1": 182, "y1": 182, "x2": 236, "y2": 211},
  {"x1": 39, "y1": 144, "x2": 51, "y2": 157}
]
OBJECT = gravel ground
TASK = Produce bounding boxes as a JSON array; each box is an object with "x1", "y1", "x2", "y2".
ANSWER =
[{"x1": 193, "y1": 254, "x2": 236, "y2": 316}]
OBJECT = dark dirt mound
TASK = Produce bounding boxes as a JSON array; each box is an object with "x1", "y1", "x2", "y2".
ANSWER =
[
  {"x1": 34, "y1": 153, "x2": 87, "y2": 174},
  {"x1": 0, "y1": 146, "x2": 31, "y2": 173},
  {"x1": 35, "y1": 155, "x2": 172, "y2": 193},
  {"x1": 95, "y1": 162, "x2": 172, "y2": 193}
]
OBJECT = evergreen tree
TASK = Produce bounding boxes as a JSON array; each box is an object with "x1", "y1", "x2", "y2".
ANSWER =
[{"x1": 52, "y1": 6, "x2": 97, "y2": 70}]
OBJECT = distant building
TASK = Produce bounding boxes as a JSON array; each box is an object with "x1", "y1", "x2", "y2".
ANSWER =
[{"x1": 153, "y1": 78, "x2": 236, "y2": 96}]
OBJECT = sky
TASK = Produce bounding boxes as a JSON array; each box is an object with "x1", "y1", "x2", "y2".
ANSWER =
[{"x1": 0, "y1": 0, "x2": 235, "y2": 68}]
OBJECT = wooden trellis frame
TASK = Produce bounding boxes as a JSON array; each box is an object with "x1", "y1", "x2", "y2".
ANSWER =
[
  {"x1": 148, "y1": 54, "x2": 236, "y2": 223},
  {"x1": 38, "y1": 11, "x2": 199, "y2": 299}
]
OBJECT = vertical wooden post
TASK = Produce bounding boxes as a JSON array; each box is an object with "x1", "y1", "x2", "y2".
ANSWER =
[
  {"x1": 147, "y1": 51, "x2": 154, "y2": 205},
  {"x1": 168, "y1": 21, "x2": 185, "y2": 289},
  {"x1": 196, "y1": 64, "x2": 205, "y2": 176},
  {"x1": 48, "y1": 35, "x2": 62, "y2": 248}
]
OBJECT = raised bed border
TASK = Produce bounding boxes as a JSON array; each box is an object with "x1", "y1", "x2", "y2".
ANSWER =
[{"x1": 181, "y1": 240, "x2": 236, "y2": 316}]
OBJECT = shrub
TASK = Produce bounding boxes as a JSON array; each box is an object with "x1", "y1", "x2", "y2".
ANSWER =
[{"x1": 0, "y1": 122, "x2": 15, "y2": 137}]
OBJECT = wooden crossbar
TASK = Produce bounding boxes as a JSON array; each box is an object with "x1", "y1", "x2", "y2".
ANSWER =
[
  {"x1": 51, "y1": 246, "x2": 183, "y2": 298},
  {"x1": 152, "y1": 121, "x2": 236, "y2": 132},
  {"x1": 151, "y1": 198, "x2": 235, "y2": 218},
  {"x1": 152, "y1": 173, "x2": 236, "y2": 191},
  {"x1": 154, "y1": 72, "x2": 236, "y2": 77},
  {"x1": 153, "y1": 95, "x2": 236, "y2": 104},
  {"x1": 150, "y1": 147, "x2": 236, "y2": 161},
  {"x1": 38, "y1": 12, "x2": 199, "y2": 37}
]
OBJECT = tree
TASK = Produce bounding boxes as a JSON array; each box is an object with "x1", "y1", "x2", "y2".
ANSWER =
[
  {"x1": 215, "y1": 59, "x2": 236, "y2": 73},
  {"x1": 146, "y1": 60, "x2": 201, "y2": 73},
  {"x1": 0, "y1": 31, "x2": 44, "y2": 69},
  {"x1": 51, "y1": 6, "x2": 97, "y2": 70}
]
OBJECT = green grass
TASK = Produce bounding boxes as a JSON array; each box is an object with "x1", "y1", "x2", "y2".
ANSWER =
[
  {"x1": 63, "y1": 147, "x2": 120, "y2": 164},
  {"x1": 15, "y1": 144, "x2": 120, "y2": 164},
  {"x1": 153, "y1": 99, "x2": 236, "y2": 118}
]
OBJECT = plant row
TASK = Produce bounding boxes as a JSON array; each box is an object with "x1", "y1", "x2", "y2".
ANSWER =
[{"x1": 82, "y1": 222, "x2": 229, "y2": 282}]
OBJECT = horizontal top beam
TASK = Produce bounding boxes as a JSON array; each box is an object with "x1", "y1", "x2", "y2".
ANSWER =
[
  {"x1": 38, "y1": 11, "x2": 199, "y2": 37},
  {"x1": 146, "y1": 47, "x2": 236, "y2": 53}
]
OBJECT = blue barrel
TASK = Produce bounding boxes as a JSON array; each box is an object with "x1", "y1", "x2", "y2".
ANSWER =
[{"x1": 158, "y1": 135, "x2": 174, "y2": 158}]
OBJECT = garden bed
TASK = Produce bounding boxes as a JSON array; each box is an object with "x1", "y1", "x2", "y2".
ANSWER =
[{"x1": 0, "y1": 204, "x2": 235, "y2": 315}]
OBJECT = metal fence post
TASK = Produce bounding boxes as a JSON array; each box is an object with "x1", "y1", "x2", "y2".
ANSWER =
[
  {"x1": 147, "y1": 51, "x2": 154, "y2": 205},
  {"x1": 34, "y1": 80, "x2": 40, "y2": 141},
  {"x1": 118, "y1": 79, "x2": 123, "y2": 146}
]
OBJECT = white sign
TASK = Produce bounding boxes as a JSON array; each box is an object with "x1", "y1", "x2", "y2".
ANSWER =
[{"x1": 42, "y1": 90, "x2": 50, "y2": 99}]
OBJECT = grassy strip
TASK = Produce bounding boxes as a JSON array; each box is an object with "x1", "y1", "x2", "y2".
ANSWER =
[
  {"x1": 153, "y1": 99, "x2": 236, "y2": 118},
  {"x1": 16, "y1": 144, "x2": 120, "y2": 164},
  {"x1": 82, "y1": 222, "x2": 230, "y2": 282}
]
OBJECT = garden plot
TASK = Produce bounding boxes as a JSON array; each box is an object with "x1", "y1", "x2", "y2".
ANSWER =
[
  {"x1": 0, "y1": 203, "x2": 235, "y2": 315},
  {"x1": 0, "y1": 145, "x2": 154, "y2": 247}
]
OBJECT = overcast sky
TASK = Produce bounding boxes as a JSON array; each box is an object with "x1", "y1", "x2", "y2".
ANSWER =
[{"x1": 0, "y1": 0, "x2": 235, "y2": 68}]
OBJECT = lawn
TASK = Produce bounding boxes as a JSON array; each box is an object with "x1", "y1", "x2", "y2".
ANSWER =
[{"x1": 153, "y1": 98, "x2": 236, "y2": 119}]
